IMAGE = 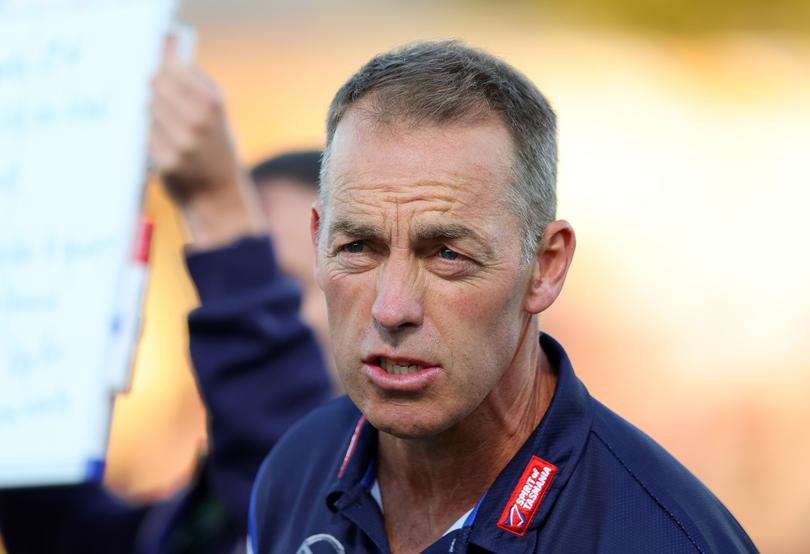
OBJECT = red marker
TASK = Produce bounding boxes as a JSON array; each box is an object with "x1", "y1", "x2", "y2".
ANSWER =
[
  {"x1": 108, "y1": 215, "x2": 153, "y2": 391},
  {"x1": 133, "y1": 215, "x2": 154, "y2": 265}
]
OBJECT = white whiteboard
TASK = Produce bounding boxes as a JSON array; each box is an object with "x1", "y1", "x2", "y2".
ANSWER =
[{"x1": 0, "y1": 0, "x2": 175, "y2": 487}]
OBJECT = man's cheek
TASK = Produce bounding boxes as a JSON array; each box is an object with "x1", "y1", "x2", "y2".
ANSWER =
[
  {"x1": 435, "y1": 287, "x2": 497, "y2": 331},
  {"x1": 324, "y1": 276, "x2": 358, "y2": 314},
  {"x1": 328, "y1": 279, "x2": 371, "y2": 342}
]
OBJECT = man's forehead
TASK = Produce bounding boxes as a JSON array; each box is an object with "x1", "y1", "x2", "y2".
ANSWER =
[
  {"x1": 324, "y1": 176, "x2": 508, "y2": 235},
  {"x1": 326, "y1": 106, "x2": 515, "y2": 189},
  {"x1": 329, "y1": 216, "x2": 483, "y2": 242}
]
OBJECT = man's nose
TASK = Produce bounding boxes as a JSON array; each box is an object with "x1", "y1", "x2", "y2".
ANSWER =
[{"x1": 371, "y1": 255, "x2": 424, "y2": 333}]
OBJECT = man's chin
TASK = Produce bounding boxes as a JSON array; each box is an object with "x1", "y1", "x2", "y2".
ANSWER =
[
  {"x1": 374, "y1": 422, "x2": 436, "y2": 440},
  {"x1": 364, "y1": 408, "x2": 456, "y2": 440}
]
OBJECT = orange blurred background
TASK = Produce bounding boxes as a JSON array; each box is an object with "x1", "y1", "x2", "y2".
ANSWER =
[{"x1": 92, "y1": 2, "x2": 810, "y2": 553}]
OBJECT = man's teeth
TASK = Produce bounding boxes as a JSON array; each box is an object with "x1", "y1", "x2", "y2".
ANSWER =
[{"x1": 379, "y1": 358, "x2": 423, "y2": 375}]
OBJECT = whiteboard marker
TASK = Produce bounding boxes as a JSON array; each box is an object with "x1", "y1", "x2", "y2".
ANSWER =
[{"x1": 108, "y1": 215, "x2": 153, "y2": 391}]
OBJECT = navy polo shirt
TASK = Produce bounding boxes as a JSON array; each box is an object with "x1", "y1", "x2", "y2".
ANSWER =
[{"x1": 249, "y1": 334, "x2": 757, "y2": 553}]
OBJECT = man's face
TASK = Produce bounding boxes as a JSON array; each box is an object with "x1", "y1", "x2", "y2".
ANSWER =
[{"x1": 314, "y1": 109, "x2": 536, "y2": 439}]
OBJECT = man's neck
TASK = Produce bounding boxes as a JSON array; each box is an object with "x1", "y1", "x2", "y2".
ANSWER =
[{"x1": 376, "y1": 336, "x2": 558, "y2": 553}]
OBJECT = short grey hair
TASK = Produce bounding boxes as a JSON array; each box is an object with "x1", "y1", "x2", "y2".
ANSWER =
[{"x1": 320, "y1": 40, "x2": 557, "y2": 261}]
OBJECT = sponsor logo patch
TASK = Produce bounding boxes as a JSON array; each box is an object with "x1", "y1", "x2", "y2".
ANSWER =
[{"x1": 497, "y1": 455, "x2": 557, "y2": 536}]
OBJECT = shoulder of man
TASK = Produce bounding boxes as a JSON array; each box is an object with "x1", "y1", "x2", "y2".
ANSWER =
[
  {"x1": 248, "y1": 395, "x2": 360, "y2": 550},
  {"x1": 562, "y1": 398, "x2": 757, "y2": 553}
]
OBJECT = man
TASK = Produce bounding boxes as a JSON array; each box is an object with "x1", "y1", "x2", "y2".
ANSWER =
[
  {"x1": 250, "y1": 152, "x2": 333, "y2": 370},
  {"x1": 251, "y1": 150, "x2": 321, "y2": 293},
  {"x1": 249, "y1": 41, "x2": 757, "y2": 553},
  {"x1": 0, "y1": 49, "x2": 331, "y2": 553}
]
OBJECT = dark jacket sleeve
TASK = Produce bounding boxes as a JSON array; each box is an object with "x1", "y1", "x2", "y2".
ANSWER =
[{"x1": 184, "y1": 235, "x2": 333, "y2": 536}]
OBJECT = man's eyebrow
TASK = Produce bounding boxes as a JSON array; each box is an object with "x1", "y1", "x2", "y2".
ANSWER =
[
  {"x1": 411, "y1": 223, "x2": 495, "y2": 259},
  {"x1": 328, "y1": 218, "x2": 386, "y2": 241}
]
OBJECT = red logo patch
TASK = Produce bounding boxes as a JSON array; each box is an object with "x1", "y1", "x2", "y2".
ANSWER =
[{"x1": 497, "y1": 455, "x2": 557, "y2": 536}]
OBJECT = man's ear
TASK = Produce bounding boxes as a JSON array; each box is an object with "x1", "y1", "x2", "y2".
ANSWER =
[
  {"x1": 311, "y1": 202, "x2": 323, "y2": 282},
  {"x1": 524, "y1": 220, "x2": 576, "y2": 314},
  {"x1": 310, "y1": 202, "x2": 321, "y2": 249}
]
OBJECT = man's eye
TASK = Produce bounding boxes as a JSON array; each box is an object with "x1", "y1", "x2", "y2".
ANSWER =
[
  {"x1": 438, "y1": 247, "x2": 460, "y2": 261},
  {"x1": 343, "y1": 241, "x2": 365, "y2": 254}
]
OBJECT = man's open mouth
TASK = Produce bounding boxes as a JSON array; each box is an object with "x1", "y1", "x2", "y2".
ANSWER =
[{"x1": 377, "y1": 357, "x2": 427, "y2": 376}]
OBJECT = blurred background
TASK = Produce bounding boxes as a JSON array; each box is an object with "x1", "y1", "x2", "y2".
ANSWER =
[{"x1": 91, "y1": 1, "x2": 808, "y2": 552}]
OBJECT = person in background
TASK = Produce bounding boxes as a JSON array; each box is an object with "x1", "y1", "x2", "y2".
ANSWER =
[
  {"x1": 249, "y1": 152, "x2": 335, "y2": 379},
  {"x1": 0, "y1": 46, "x2": 331, "y2": 553}
]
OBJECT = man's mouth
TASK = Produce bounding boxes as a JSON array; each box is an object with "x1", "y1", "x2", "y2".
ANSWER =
[
  {"x1": 377, "y1": 357, "x2": 426, "y2": 376},
  {"x1": 363, "y1": 355, "x2": 441, "y2": 391}
]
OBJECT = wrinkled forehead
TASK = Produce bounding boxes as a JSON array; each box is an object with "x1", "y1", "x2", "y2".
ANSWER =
[{"x1": 322, "y1": 105, "x2": 517, "y2": 216}]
